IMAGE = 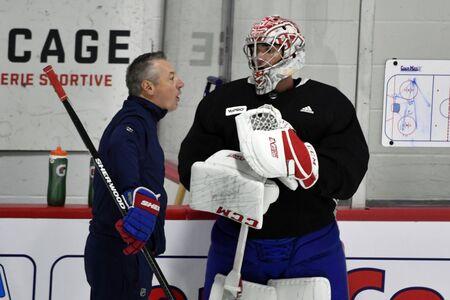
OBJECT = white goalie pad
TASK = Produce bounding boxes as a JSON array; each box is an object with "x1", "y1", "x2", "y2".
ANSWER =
[
  {"x1": 210, "y1": 275, "x2": 331, "y2": 300},
  {"x1": 268, "y1": 277, "x2": 331, "y2": 300},
  {"x1": 210, "y1": 274, "x2": 277, "y2": 300},
  {"x1": 189, "y1": 150, "x2": 279, "y2": 229}
]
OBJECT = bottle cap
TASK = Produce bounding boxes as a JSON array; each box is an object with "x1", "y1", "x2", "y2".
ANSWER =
[{"x1": 50, "y1": 146, "x2": 68, "y2": 156}]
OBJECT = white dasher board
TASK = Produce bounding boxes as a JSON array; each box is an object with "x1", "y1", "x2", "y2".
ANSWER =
[{"x1": 382, "y1": 59, "x2": 450, "y2": 147}]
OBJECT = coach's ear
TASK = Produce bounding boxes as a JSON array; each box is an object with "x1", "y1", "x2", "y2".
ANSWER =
[{"x1": 141, "y1": 79, "x2": 156, "y2": 97}]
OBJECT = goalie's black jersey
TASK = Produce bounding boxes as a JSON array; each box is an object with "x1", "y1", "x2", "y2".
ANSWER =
[{"x1": 178, "y1": 78, "x2": 369, "y2": 239}]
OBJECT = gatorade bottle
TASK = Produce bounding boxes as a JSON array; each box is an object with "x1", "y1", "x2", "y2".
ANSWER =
[
  {"x1": 47, "y1": 146, "x2": 68, "y2": 206},
  {"x1": 88, "y1": 157, "x2": 95, "y2": 207}
]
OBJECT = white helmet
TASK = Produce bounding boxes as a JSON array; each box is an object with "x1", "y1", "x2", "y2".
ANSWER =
[{"x1": 243, "y1": 15, "x2": 306, "y2": 95}]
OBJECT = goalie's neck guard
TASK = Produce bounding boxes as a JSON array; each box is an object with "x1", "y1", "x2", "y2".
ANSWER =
[{"x1": 247, "y1": 77, "x2": 308, "y2": 99}]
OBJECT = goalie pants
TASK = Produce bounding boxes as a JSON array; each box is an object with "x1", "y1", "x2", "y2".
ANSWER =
[
  {"x1": 203, "y1": 220, "x2": 348, "y2": 300},
  {"x1": 84, "y1": 232, "x2": 153, "y2": 300}
]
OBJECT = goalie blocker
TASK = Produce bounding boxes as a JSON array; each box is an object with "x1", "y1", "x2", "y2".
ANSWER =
[{"x1": 189, "y1": 150, "x2": 279, "y2": 229}]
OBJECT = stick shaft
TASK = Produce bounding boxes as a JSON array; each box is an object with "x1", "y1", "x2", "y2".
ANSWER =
[
  {"x1": 233, "y1": 224, "x2": 248, "y2": 272},
  {"x1": 43, "y1": 65, "x2": 175, "y2": 300}
]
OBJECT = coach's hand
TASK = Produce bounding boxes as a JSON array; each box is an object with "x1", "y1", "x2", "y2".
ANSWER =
[{"x1": 115, "y1": 187, "x2": 160, "y2": 255}]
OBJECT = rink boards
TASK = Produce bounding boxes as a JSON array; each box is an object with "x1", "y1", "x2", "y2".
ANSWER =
[{"x1": 0, "y1": 206, "x2": 449, "y2": 300}]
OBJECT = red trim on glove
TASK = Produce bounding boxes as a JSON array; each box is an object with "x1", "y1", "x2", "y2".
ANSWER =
[
  {"x1": 301, "y1": 172, "x2": 317, "y2": 189},
  {"x1": 282, "y1": 129, "x2": 313, "y2": 179},
  {"x1": 134, "y1": 193, "x2": 160, "y2": 216},
  {"x1": 115, "y1": 219, "x2": 146, "y2": 255}
]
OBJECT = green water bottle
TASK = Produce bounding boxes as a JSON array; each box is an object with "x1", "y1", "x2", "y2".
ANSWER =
[
  {"x1": 88, "y1": 157, "x2": 95, "y2": 207},
  {"x1": 47, "y1": 146, "x2": 68, "y2": 206}
]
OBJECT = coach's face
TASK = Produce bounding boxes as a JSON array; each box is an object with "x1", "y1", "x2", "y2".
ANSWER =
[{"x1": 143, "y1": 59, "x2": 184, "y2": 111}]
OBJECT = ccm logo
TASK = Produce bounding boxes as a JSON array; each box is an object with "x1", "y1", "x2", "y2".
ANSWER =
[
  {"x1": 141, "y1": 200, "x2": 160, "y2": 212},
  {"x1": 216, "y1": 206, "x2": 259, "y2": 228},
  {"x1": 269, "y1": 137, "x2": 278, "y2": 158}
]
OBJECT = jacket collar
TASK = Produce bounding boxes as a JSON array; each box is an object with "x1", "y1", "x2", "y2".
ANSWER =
[{"x1": 126, "y1": 95, "x2": 167, "y2": 121}]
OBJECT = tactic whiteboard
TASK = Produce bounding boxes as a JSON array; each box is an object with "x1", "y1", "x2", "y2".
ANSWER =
[
  {"x1": 382, "y1": 59, "x2": 450, "y2": 147},
  {"x1": 0, "y1": 0, "x2": 161, "y2": 150}
]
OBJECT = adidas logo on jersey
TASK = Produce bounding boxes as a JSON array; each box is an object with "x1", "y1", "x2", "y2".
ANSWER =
[{"x1": 300, "y1": 106, "x2": 314, "y2": 114}]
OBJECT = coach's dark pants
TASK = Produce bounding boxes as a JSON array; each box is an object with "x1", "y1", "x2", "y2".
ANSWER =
[{"x1": 84, "y1": 232, "x2": 153, "y2": 300}]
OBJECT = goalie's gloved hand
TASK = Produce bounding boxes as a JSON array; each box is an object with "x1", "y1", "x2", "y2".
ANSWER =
[
  {"x1": 115, "y1": 187, "x2": 160, "y2": 255},
  {"x1": 235, "y1": 104, "x2": 319, "y2": 190}
]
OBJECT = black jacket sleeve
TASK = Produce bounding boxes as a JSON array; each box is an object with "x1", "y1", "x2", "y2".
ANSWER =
[
  {"x1": 314, "y1": 89, "x2": 369, "y2": 200},
  {"x1": 178, "y1": 97, "x2": 225, "y2": 190}
]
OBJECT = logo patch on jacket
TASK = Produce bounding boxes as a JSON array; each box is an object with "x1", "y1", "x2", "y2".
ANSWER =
[{"x1": 225, "y1": 106, "x2": 247, "y2": 116}]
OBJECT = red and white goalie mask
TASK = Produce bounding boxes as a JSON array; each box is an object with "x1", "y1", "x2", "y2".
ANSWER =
[{"x1": 243, "y1": 15, "x2": 306, "y2": 95}]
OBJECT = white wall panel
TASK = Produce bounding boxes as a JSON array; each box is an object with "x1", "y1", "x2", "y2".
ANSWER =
[
  {"x1": 160, "y1": 0, "x2": 222, "y2": 162},
  {"x1": 373, "y1": 22, "x2": 450, "y2": 65},
  {"x1": 367, "y1": 154, "x2": 450, "y2": 200},
  {"x1": 367, "y1": 0, "x2": 450, "y2": 201}
]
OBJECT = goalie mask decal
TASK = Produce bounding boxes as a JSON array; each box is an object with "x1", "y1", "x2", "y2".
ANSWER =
[{"x1": 243, "y1": 15, "x2": 306, "y2": 95}]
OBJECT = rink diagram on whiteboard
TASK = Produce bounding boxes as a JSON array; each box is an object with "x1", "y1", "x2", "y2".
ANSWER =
[{"x1": 382, "y1": 60, "x2": 450, "y2": 147}]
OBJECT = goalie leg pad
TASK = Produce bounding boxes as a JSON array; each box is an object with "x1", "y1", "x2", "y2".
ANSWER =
[
  {"x1": 268, "y1": 277, "x2": 331, "y2": 300},
  {"x1": 210, "y1": 274, "x2": 278, "y2": 300},
  {"x1": 210, "y1": 275, "x2": 331, "y2": 300}
]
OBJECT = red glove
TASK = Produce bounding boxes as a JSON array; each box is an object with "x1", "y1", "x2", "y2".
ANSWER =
[{"x1": 115, "y1": 219, "x2": 146, "y2": 255}]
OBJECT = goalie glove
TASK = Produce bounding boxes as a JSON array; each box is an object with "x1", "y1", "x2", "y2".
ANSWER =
[
  {"x1": 189, "y1": 150, "x2": 279, "y2": 229},
  {"x1": 235, "y1": 104, "x2": 319, "y2": 189}
]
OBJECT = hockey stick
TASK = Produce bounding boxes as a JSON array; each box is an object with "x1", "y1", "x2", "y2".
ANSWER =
[
  {"x1": 203, "y1": 76, "x2": 223, "y2": 97},
  {"x1": 224, "y1": 224, "x2": 248, "y2": 298},
  {"x1": 43, "y1": 65, "x2": 175, "y2": 300}
]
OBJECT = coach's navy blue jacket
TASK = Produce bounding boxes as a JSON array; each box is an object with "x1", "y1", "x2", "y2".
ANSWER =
[{"x1": 90, "y1": 95, "x2": 167, "y2": 255}]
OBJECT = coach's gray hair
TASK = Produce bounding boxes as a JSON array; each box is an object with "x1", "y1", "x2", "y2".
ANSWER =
[{"x1": 126, "y1": 51, "x2": 166, "y2": 96}]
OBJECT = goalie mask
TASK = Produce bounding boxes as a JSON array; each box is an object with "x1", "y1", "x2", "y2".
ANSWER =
[{"x1": 243, "y1": 15, "x2": 306, "y2": 95}]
